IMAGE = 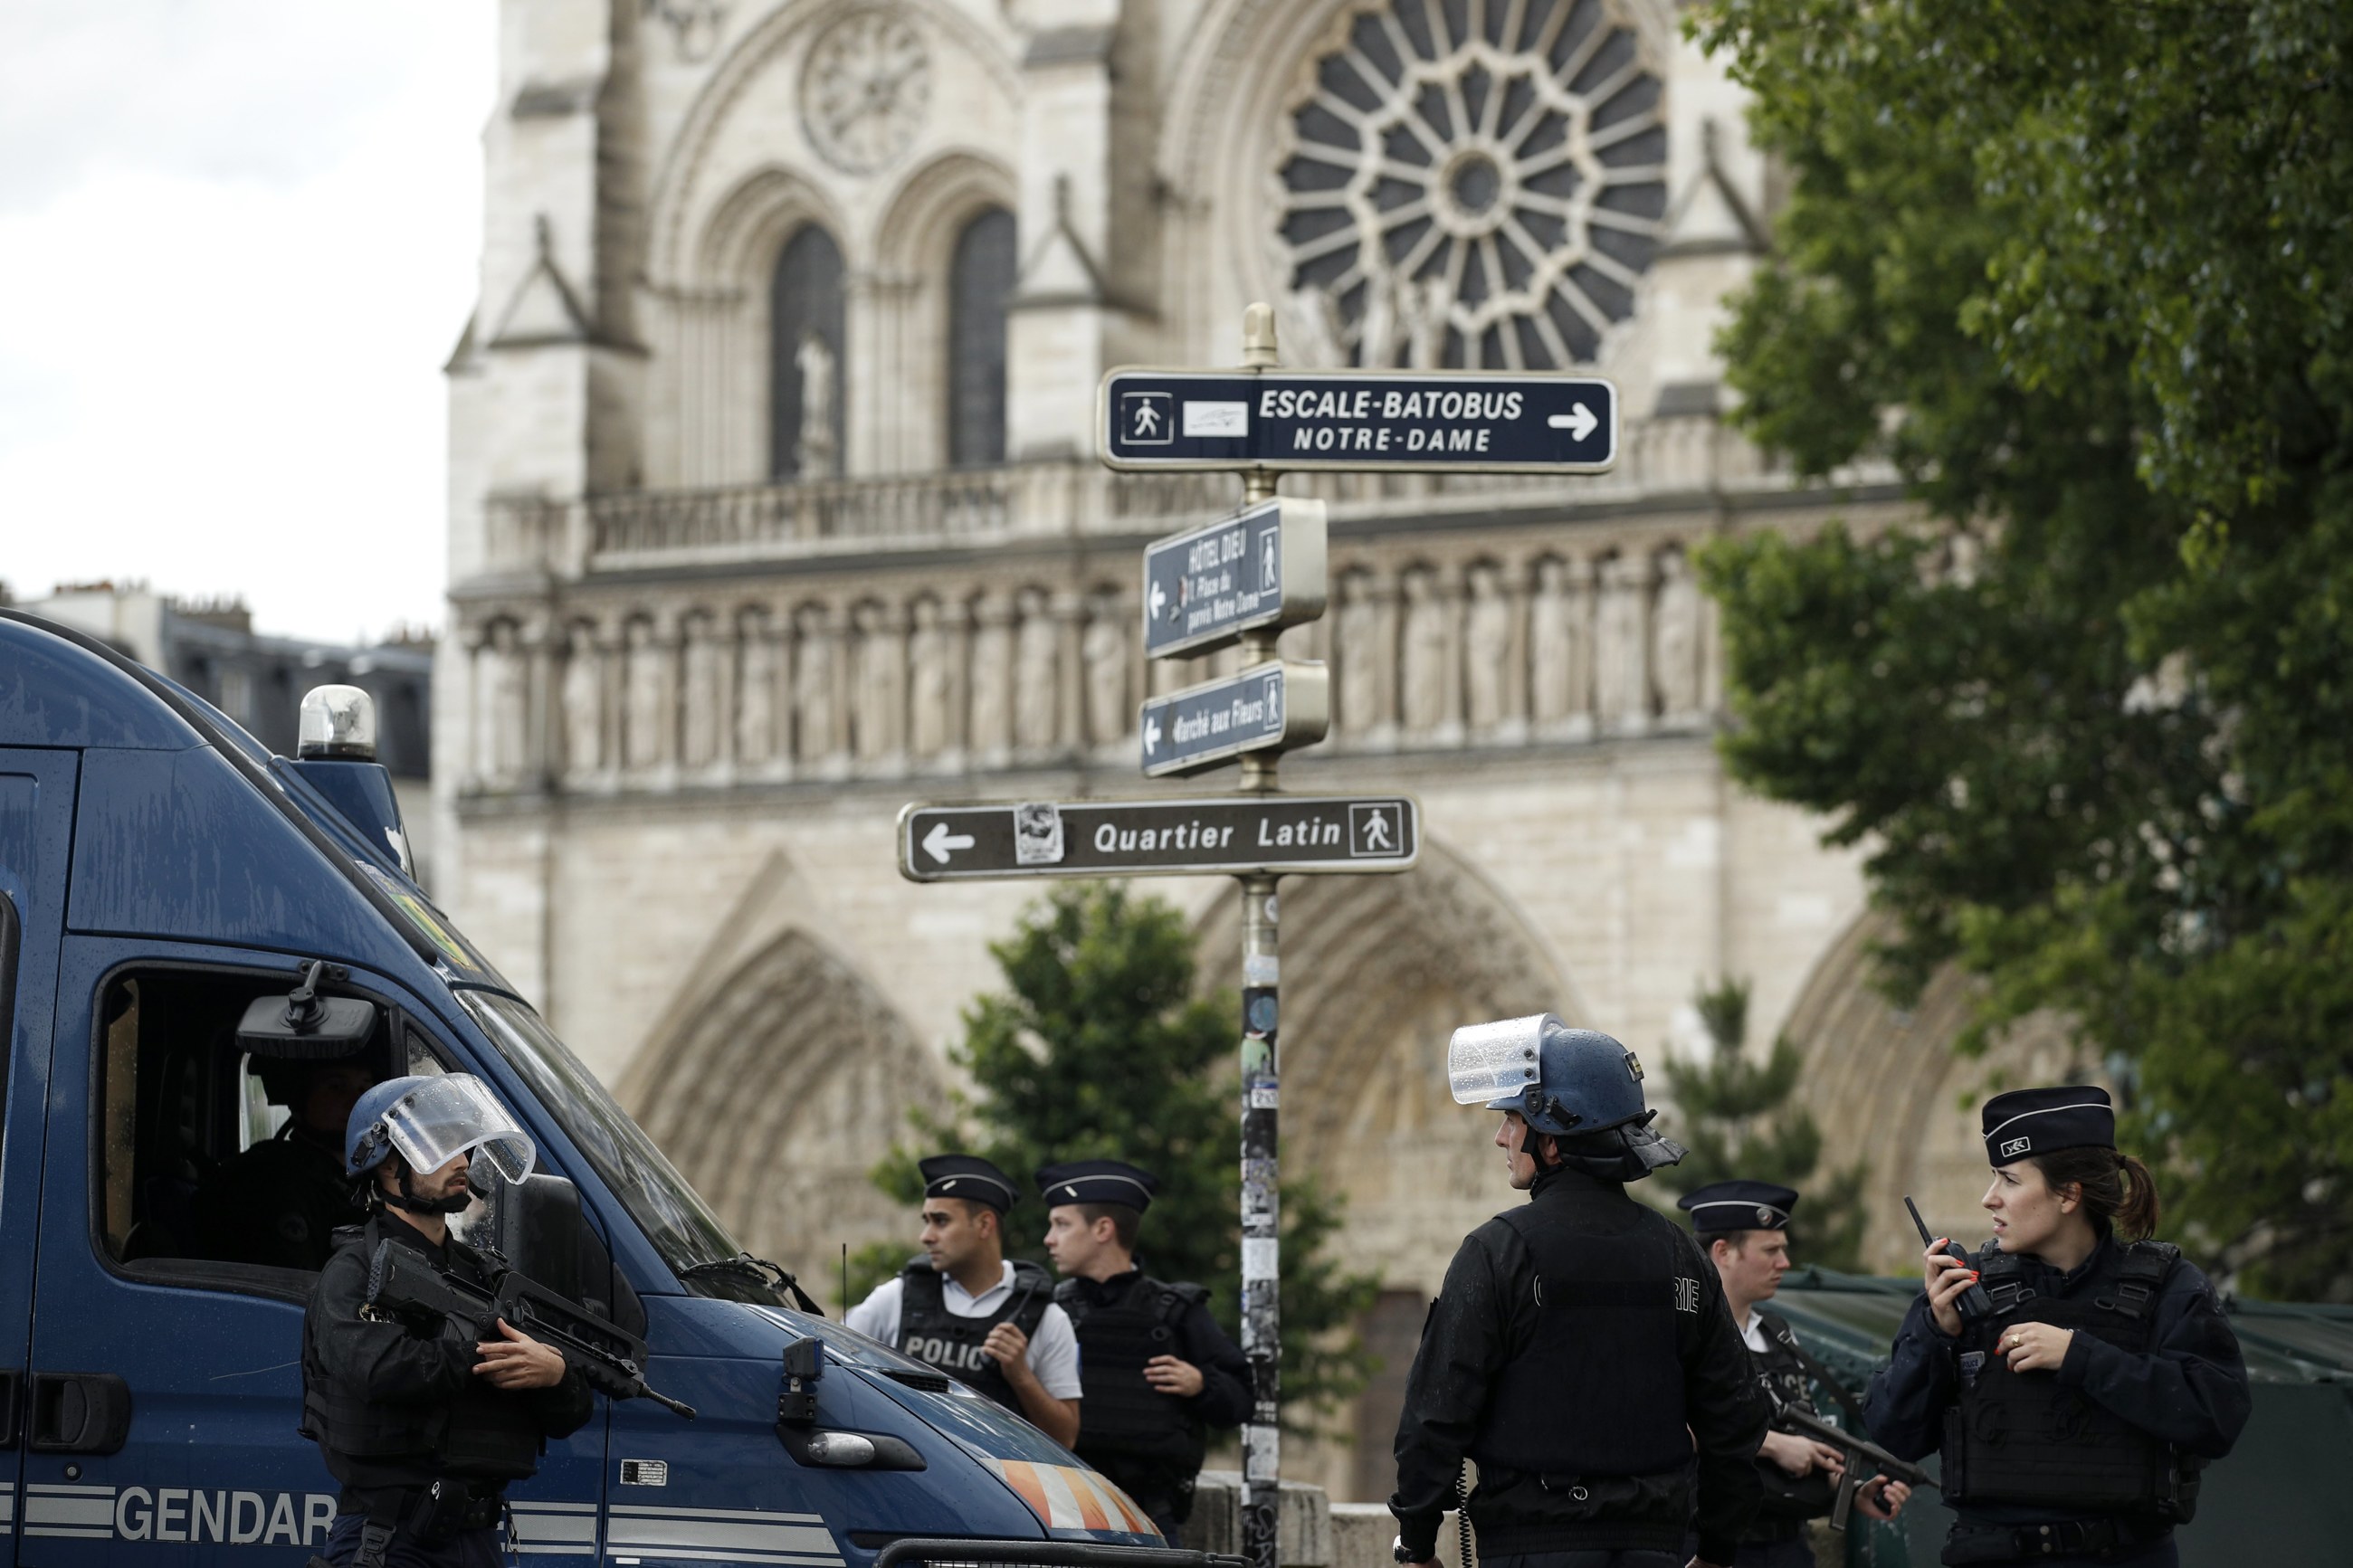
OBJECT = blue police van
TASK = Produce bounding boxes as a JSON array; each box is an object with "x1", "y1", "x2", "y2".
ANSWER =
[{"x1": 0, "y1": 612, "x2": 1187, "y2": 1568}]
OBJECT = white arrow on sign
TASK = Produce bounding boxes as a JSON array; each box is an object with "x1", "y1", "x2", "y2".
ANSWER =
[
  {"x1": 1548, "y1": 404, "x2": 1600, "y2": 442},
  {"x1": 1149, "y1": 580, "x2": 1167, "y2": 619},
  {"x1": 1144, "y1": 716, "x2": 1163, "y2": 754},
  {"x1": 922, "y1": 822, "x2": 976, "y2": 864}
]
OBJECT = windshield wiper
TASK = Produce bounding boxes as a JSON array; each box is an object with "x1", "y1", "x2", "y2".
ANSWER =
[{"x1": 678, "y1": 1253, "x2": 824, "y2": 1315}]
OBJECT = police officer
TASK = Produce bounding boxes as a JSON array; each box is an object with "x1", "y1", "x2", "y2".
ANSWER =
[
  {"x1": 200, "y1": 1053, "x2": 376, "y2": 1270},
  {"x1": 1680, "y1": 1181, "x2": 1909, "y2": 1566},
  {"x1": 843, "y1": 1155, "x2": 1081, "y2": 1446},
  {"x1": 303, "y1": 1075, "x2": 592, "y2": 1568},
  {"x1": 1038, "y1": 1159, "x2": 1251, "y2": 1538},
  {"x1": 1393, "y1": 1015, "x2": 1766, "y2": 1568},
  {"x1": 1863, "y1": 1087, "x2": 2252, "y2": 1566}
]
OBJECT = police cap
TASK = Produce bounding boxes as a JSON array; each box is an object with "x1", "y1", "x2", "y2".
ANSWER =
[
  {"x1": 1981, "y1": 1085, "x2": 2114, "y2": 1166},
  {"x1": 919, "y1": 1154, "x2": 1019, "y2": 1213},
  {"x1": 1676, "y1": 1179, "x2": 1799, "y2": 1234},
  {"x1": 1035, "y1": 1159, "x2": 1158, "y2": 1213}
]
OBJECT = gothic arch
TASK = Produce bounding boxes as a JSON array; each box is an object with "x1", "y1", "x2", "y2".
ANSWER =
[
  {"x1": 1778, "y1": 908, "x2": 2090, "y2": 1270},
  {"x1": 623, "y1": 927, "x2": 942, "y2": 1281},
  {"x1": 1192, "y1": 835, "x2": 1583, "y2": 1288},
  {"x1": 870, "y1": 150, "x2": 1020, "y2": 471}
]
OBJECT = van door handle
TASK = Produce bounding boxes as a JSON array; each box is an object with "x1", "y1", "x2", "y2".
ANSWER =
[
  {"x1": 27, "y1": 1373, "x2": 132, "y2": 1454},
  {"x1": 0, "y1": 1368, "x2": 19, "y2": 1446}
]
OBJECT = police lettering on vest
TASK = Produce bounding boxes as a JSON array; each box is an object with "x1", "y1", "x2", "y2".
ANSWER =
[{"x1": 896, "y1": 1259, "x2": 1053, "y2": 1411}]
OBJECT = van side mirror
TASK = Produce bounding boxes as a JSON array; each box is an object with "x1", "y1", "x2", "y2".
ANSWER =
[
  {"x1": 476, "y1": 1168, "x2": 588, "y2": 1301},
  {"x1": 237, "y1": 960, "x2": 376, "y2": 1055}
]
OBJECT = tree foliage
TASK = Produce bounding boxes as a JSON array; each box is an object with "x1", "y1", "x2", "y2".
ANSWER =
[
  {"x1": 1691, "y1": 1, "x2": 2353, "y2": 1295},
  {"x1": 855, "y1": 882, "x2": 1378, "y2": 1425},
  {"x1": 1653, "y1": 980, "x2": 1869, "y2": 1273}
]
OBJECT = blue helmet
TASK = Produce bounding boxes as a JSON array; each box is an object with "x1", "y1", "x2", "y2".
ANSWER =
[
  {"x1": 344, "y1": 1073, "x2": 536, "y2": 1181},
  {"x1": 1447, "y1": 1012, "x2": 1652, "y2": 1136}
]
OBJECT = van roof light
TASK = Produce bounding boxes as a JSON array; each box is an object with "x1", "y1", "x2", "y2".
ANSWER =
[{"x1": 300, "y1": 684, "x2": 376, "y2": 760}]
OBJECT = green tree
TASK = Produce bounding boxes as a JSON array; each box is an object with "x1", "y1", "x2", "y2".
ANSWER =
[
  {"x1": 853, "y1": 882, "x2": 1378, "y2": 1427},
  {"x1": 1690, "y1": 1, "x2": 2353, "y2": 1295},
  {"x1": 1653, "y1": 980, "x2": 1869, "y2": 1272}
]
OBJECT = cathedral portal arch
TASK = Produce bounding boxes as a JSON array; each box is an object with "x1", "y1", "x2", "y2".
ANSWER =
[
  {"x1": 1192, "y1": 836, "x2": 1582, "y2": 1288},
  {"x1": 624, "y1": 927, "x2": 943, "y2": 1283}
]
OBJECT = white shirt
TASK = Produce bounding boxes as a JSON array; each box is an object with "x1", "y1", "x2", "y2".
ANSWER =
[
  {"x1": 1736, "y1": 1306, "x2": 1767, "y2": 1355},
  {"x1": 845, "y1": 1262, "x2": 1083, "y2": 1401}
]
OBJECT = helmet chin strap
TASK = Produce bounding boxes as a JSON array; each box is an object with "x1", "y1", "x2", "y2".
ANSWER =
[{"x1": 377, "y1": 1159, "x2": 475, "y2": 1216}]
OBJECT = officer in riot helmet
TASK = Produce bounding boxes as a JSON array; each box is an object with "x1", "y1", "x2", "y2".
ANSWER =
[
  {"x1": 1862, "y1": 1087, "x2": 2249, "y2": 1567},
  {"x1": 1391, "y1": 1015, "x2": 1766, "y2": 1568},
  {"x1": 1680, "y1": 1181, "x2": 1910, "y2": 1565},
  {"x1": 843, "y1": 1155, "x2": 1081, "y2": 1446},
  {"x1": 1039, "y1": 1160, "x2": 1250, "y2": 1537},
  {"x1": 302, "y1": 1075, "x2": 592, "y2": 1568}
]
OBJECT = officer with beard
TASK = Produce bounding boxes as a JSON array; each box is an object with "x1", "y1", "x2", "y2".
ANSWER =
[
  {"x1": 302, "y1": 1076, "x2": 592, "y2": 1568},
  {"x1": 844, "y1": 1155, "x2": 1082, "y2": 1447},
  {"x1": 1391, "y1": 1015, "x2": 1765, "y2": 1568},
  {"x1": 1679, "y1": 1181, "x2": 1909, "y2": 1565},
  {"x1": 1038, "y1": 1160, "x2": 1250, "y2": 1538}
]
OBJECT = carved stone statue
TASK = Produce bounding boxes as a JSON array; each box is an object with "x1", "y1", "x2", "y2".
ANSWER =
[
  {"x1": 1529, "y1": 556, "x2": 1593, "y2": 727},
  {"x1": 1081, "y1": 600, "x2": 1128, "y2": 746},
  {"x1": 1594, "y1": 555, "x2": 1653, "y2": 727},
  {"x1": 967, "y1": 593, "x2": 1012, "y2": 755},
  {"x1": 1651, "y1": 548, "x2": 1702, "y2": 719},
  {"x1": 907, "y1": 597, "x2": 952, "y2": 756},
  {"x1": 1400, "y1": 568, "x2": 1453, "y2": 734},
  {"x1": 736, "y1": 610, "x2": 778, "y2": 765},
  {"x1": 1336, "y1": 570, "x2": 1386, "y2": 734},
  {"x1": 853, "y1": 601, "x2": 905, "y2": 762},
  {"x1": 560, "y1": 621, "x2": 603, "y2": 779},
  {"x1": 1463, "y1": 563, "x2": 1513, "y2": 731},
  {"x1": 795, "y1": 330, "x2": 837, "y2": 479},
  {"x1": 793, "y1": 603, "x2": 838, "y2": 764},
  {"x1": 476, "y1": 621, "x2": 530, "y2": 788},
  {"x1": 680, "y1": 614, "x2": 723, "y2": 768},
  {"x1": 624, "y1": 618, "x2": 672, "y2": 771},
  {"x1": 1399, "y1": 276, "x2": 1450, "y2": 371},
  {"x1": 1014, "y1": 587, "x2": 1058, "y2": 749}
]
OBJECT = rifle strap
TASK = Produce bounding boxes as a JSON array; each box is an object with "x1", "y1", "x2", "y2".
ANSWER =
[{"x1": 1786, "y1": 1338, "x2": 1870, "y2": 1432}]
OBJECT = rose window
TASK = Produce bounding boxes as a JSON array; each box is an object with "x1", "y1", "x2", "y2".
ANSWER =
[{"x1": 1275, "y1": 0, "x2": 1669, "y2": 369}]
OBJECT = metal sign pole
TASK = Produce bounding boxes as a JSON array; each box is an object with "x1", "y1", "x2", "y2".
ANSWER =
[{"x1": 1234, "y1": 303, "x2": 1283, "y2": 1568}]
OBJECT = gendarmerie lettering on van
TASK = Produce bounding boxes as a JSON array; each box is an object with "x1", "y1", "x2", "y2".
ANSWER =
[{"x1": 0, "y1": 609, "x2": 1207, "y2": 1565}]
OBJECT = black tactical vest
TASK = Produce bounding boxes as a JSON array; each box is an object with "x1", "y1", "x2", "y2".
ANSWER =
[
  {"x1": 1748, "y1": 1312, "x2": 1835, "y2": 1525},
  {"x1": 300, "y1": 1220, "x2": 548, "y2": 1483},
  {"x1": 1055, "y1": 1275, "x2": 1209, "y2": 1474},
  {"x1": 897, "y1": 1259, "x2": 1053, "y2": 1411},
  {"x1": 1942, "y1": 1240, "x2": 2200, "y2": 1520},
  {"x1": 1468, "y1": 1184, "x2": 1702, "y2": 1481}
]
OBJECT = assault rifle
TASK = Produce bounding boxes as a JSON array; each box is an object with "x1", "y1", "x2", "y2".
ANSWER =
[
  {"x1": 1768, "y1": 1392, "x2": 1934, "y2": 1531},
  {"x1": 364, "y1": 1239, "x2": 697, "y2": 1419}
]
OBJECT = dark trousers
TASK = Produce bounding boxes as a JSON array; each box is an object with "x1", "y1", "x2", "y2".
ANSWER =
[
  {"x1": 1943, "y1": 1543, "x2": 2177, "y2": 1568},
  {"x1": 319, "y1": 1511, "x2": 503, "y2": 1568},
  {"x1": 1732, "y1": 1540, "x2": 1815, "y2": 1568},
  {"x1": 1483, "y1": 1554, "x2": 1686, "y2": 1568}
]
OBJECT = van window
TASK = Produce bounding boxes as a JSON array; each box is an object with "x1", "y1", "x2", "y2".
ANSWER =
[
  {"x1": 93, "y1": 967, "x2": 404, "y2": 1287},
  {"x1": 0, "y1": 893, "x2": 16, "y2": 1125}
]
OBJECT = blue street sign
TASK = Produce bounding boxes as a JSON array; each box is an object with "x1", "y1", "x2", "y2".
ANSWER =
[
  {"x1": 1139, "y1": 661, "x2": 1329, "y2": 778},
  {"x1": 1143, "y1": 499, "x2": 1328, "y2": 660},
  {"x1": 1099, "y1": 368, "x2": 1617, "y2": 473}
]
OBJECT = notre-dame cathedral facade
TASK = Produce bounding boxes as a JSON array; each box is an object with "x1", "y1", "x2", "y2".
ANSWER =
[{"x1": 438, "y1": 0, "x2": 2069, "y2": 1493}]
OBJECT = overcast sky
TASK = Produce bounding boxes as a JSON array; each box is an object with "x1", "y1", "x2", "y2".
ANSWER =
[{"x1": 0, "y1": 1, "x2": 494, "y2": 644}]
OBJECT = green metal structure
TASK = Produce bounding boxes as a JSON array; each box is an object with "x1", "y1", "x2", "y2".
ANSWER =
[{"x1": 1767, "y1": 1269, "x2": 2353, "y2": 1565}]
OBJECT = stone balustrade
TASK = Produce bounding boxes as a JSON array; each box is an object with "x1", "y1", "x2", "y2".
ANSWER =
[{"x1": 456, "y1": 515, "x2": 1729, "y2": 797}]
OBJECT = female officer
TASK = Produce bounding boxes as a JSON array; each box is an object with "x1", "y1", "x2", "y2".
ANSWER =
[{"x1": 1862, "y1": 1086, "x2": 2250, "y2": 1567}]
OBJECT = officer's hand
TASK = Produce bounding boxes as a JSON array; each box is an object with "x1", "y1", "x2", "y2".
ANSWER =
[
  {"x1": 1758, "y1": 1430, "x2": 1843, "y2": 1477},
  {"x1": 1998, "y1": 1321, "x2": 2072, "y2": 1373},
  {"x1": 1922, "y1": 1243, "x2": 1979, "y2": 1339},
  {"x1": 1853, "y1": 1476, "x2": 1910, "y2": 1521},
  {"x1": 982, "y1": 1321, "x2": 1031, "y2": 1370},
  {"x1": 1143, "y1": 1355, "x2": 1205, "y2": 1398},
  {"x1": 474, "y1": 1318, "x2": 569, "y2": 1390}
]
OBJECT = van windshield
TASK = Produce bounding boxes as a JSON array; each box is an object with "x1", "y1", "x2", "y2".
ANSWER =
[{"x1": 456, "y1": 988, "x2": 749, "y2": 1286}]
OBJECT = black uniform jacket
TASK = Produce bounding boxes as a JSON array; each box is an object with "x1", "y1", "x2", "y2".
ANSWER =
[
  {"x1": 1862, "y1": 1235, "x2": 2250, "y2": 1531},
  {"x1": 1390, "y1": 1167, "x2": 1767, "y2": 1565},
  {"x1": 1064, "y1": 1267, "x2": 1253, "y2": 1431},
  {"x1": 307, "y1": 1213, "x2": 594, "y2": 1492},
  {"x1": 198, "y1": 1127, "x2": 367, "y2": 1271}
]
